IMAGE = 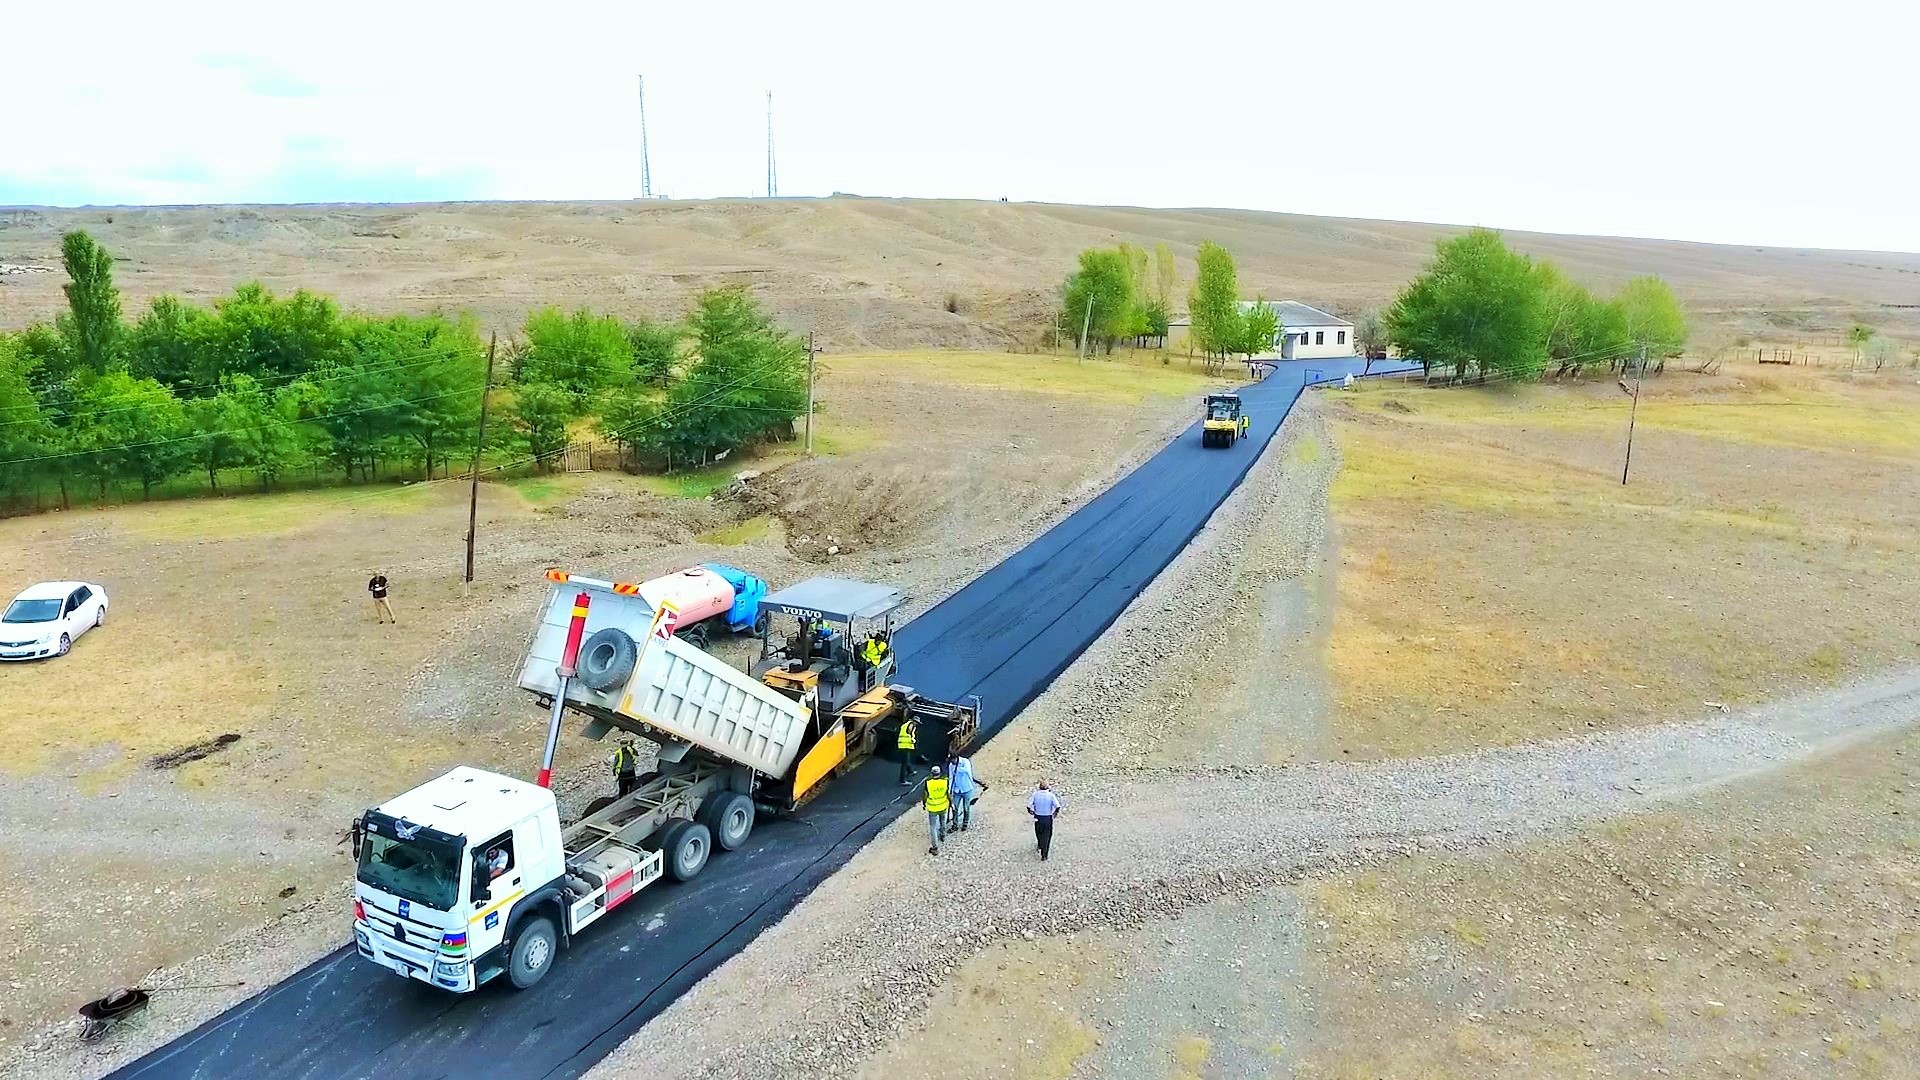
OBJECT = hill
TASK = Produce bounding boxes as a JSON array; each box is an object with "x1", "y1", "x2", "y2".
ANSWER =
[{"x1": 4, "y1": 198, "x2": 1918, "y2": 349}]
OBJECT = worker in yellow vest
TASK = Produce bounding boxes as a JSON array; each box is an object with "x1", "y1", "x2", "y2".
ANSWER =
[
  {"x1": 923, "y1": 764, "x2": 950, "y2": 855},
  {"x1": 609, "y1": 739, "x2": 639, "y2": 796},
  {"x1": 896, "y1": 717, "x2": 918, "y2": 786}
]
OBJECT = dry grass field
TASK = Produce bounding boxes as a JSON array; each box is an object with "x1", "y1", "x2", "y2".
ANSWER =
[
  {"x1": 5, "y1": 199, "x2": 1918, "y2": 351},
  {"x1": 1323, "y1": 361, "x2": 1920, "y2": 759}
]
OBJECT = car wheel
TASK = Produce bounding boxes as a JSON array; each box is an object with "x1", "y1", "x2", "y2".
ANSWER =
[
  {"x1": 57, "y1": 633, "x2": 71, "y2": 657},
  {"x1": 506, "y1": 915, "x2": 558, "y2": 990},
  {"x1": 95, "y1": 606, "x2": 105, "y2": 628}
]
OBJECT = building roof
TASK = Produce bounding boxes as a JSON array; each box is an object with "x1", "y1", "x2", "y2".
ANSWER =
[
  {"x1": 1171, "y1": 301, "x2": 1351, "y2": 329},
  {"x1": 1240, "y1": 300, "x2": 1351, "y2": 328}
]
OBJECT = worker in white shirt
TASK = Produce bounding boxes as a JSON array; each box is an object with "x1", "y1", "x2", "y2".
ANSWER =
[{"x1": 1027, "y1": 780, "x2": 1062, "y2": 861}]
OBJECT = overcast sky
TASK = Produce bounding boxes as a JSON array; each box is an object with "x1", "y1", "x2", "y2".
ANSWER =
[{"x1": 6, "y1": 1, "x2": 1915, "y2": 252}]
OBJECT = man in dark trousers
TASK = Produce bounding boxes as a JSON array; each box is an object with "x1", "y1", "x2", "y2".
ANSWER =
[
  {"x1": 1027, "y1": 780, "x2": 1062, "y2": 861},
  {"x1": 896, "y1": 717, "x2": 918, "y2": 786},
  {"x1": 368, "y1": 573, "x2": 395, "y2": 624},
  {"x1": 609, "y1": 739, "x2": 639, "y2": 796}
]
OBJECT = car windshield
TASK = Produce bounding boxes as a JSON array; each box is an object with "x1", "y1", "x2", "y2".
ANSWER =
[
  {"x1": 2, "y1": 599, "x2": 61, "y2": 624},
  {"x1": 356, "y1": 832, "x2": 462, "y2": 910}
]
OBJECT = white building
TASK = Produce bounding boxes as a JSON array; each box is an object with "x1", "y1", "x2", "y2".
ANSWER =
[
  {"x1": 1244, "y1": 300, "x2": 1355, "y2": 359},
  {"x1": 1166, "y1": 300, "x2": 1356, "y2": 359}
]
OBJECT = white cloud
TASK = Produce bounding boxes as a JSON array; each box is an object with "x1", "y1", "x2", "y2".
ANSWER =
[{"x1": 6, "y1": 0, "x2": 1915, "y2": 250}]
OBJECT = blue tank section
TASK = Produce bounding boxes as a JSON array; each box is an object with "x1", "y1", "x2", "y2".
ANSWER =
[{"x1": 701, "y1": 563, "x2": 769, "y2": 633}]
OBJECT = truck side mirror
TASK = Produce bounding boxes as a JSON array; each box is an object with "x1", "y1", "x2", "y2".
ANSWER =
[
  {"x1": 470, "y1": 859, "x2": 488, "y2": 904},
  {"x1": 348, "y1": 815, "x2": 364, "y2": 858}
]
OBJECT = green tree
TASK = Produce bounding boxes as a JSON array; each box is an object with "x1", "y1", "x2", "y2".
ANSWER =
[
  {"x1": 516, "y1": 308, "x2": 630, "y2": 403},
  {"x1": 221, "y1": 374, "x2": 313, "y2": 489},
  {"x1": 653, "y1": 287, "x2": 807, "y2": 465},
  {"x1": 1059, "y1": 248, "x2": 1136, "y2": 355},
  {"x1": 1353, "y1": 308, "x2": 1388, "y2": 364},
  {"x1": 194, "y1": 283, "x2": 347, "y2": 386},
  {"x1": 126, "y1": 295, "x2": 215, "y2": 391},
  {"x1": 1188, "y1": 241, "x2": 1242, "y2": 369},
  {"x1": 627, "y1": 318, "x2": 683, "y2": 388},
  {"x1": 1846, "y1": 322, "x2": 1875, "y2": 364},
  {"x1": 0, "y1": 335, "x2": 55, "y2": 507},
  {"x1": 1384, "y1": 228, "x2": 1549, "y2": 380},
  {"x1": 185, "y1": 388, "x2": 252, "y2": 492},
  {"x1": 65, "y1": 371, "x2": 191, "y2": 499},
  {"x1": 509, "y1": 381, "x2": 577, "y2": 469},
  {"x1": 56, "y1": 231, "x2": 122, "y2": 373},
  {"x1": 1152, "y1": 243, "x2": 1177, "y2": 310},
  {"x1": 1237, "y1": 299, "x2": 1281, "y2": 359},
  {"x1": 1615, "y1": 276, "x2": 1688, "y2": 362},
  {"x1": 599, "y1": 382, "x2": 664, "y2": 466}
]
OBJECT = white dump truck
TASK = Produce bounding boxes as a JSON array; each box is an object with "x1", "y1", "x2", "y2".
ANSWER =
[{"x1": 351, "y1": 571, "x2": 978, "y2": 993}]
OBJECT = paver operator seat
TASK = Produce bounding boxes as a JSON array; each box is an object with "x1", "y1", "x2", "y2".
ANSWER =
[{"x1": 754, "y1": 577, "x2": 905, "y2": 715}]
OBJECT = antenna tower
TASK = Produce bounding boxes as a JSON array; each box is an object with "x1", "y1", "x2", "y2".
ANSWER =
[
  {"x1": 637, "y1": 75, "x2": 654, "y2": 198},
  {"x1": 765, "y1": 90, "x2": 778, "y2": 198}
]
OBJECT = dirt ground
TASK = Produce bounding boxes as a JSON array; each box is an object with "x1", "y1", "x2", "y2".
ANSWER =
[
  {"x1": 5, "y1": 200, "x2": 1919, "y2": 350},
  {"x1": 0, "y1": 350, "x2": 1207, "y2": 1055}
]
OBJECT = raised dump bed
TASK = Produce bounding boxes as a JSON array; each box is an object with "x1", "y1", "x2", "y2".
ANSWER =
[{"x1": 518, "y1": 577, "x2": 810, "y2": 778}]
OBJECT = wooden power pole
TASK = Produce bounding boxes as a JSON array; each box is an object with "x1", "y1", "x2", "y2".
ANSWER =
[
  {"x1": 1619, "y1": 343, "x2": 1646, "y2": 485},
  {"x1": 805, "y1": 331, "x2": 816, "y2": 454},
  {"x1": 464, "y1": 332, "x2": 498, "y2": 592}
]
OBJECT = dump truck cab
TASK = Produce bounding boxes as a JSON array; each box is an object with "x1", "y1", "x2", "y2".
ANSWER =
[
  {"x1": 753, "y1": 577, "x2": 903, "y2": 715},
  {"x1": 353, "y1": 767, "x2": 572, "y2": 992},
  {"x1": 1201, "y1": 393, "x2": 1249, "y2": 447}
]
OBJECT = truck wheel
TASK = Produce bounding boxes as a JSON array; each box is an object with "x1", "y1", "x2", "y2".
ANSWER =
[
  {"x1": 699, "y1": 791, "x2": 755, "y2": 851},
  {"x1": 577, "y1": 628, "x2": 638, "y2": 691},
  {"x1": 507, "y1": 915, "x2": 558, "y2": 990},
  {"x1": 660, "y1": 819, "x2": 712, "y2": 882},
  {"x1": 683, "y1": 622, "x2": 712, "y2": 650}
]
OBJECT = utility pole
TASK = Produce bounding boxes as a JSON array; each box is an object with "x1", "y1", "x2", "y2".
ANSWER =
[
  {"x1": 1619, "y1": 343, "x2": 1645, "y2": 486},
  {"x1": 1078, "y1": 294, "x2": 1094, "y2": 360},
  {"x1": 464, "y1": 332, "x2": 497, "y2": 593},
  {"x1": 804, "y1": 331, "x2": 816, "y2": 454},
  {"x1": 637, "y1": 75, "x2": 653, "y2": 198}
]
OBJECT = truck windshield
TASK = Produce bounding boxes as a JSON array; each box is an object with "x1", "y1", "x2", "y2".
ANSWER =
[{"x1": 357, "y1": 832, "x2": 461, "y2": 910}]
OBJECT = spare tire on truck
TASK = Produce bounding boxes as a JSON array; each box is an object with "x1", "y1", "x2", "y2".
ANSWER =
[{"x1": 577, "y1": 628, "x2": 638, "y2": 691}]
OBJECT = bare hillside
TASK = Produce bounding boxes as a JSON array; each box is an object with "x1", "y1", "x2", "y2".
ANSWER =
[{"x1": 3, "y1": 198, "x2": 1917, "y2": 347}]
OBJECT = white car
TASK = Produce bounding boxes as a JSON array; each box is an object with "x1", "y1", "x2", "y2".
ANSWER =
[{"x1": 1, "y1": 581, "x2": 109, "y2": 660}]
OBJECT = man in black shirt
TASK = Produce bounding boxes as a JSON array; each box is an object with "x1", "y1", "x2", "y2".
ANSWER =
[{"x1": 368, "y1": 574, "x2": 395, "y2": 624}]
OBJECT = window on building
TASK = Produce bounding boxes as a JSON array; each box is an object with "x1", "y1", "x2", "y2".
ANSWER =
[
  {"x1": 1314, "y1": 331, "x2": 1325, "y2": 345},
  {"x1": 1338, "y1": 330, "x2": 1347, "y2": 345}
]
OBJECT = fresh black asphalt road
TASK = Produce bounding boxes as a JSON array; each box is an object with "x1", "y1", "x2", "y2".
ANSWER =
[{"x1": 117, "y1": 357, "x2": 1410, "y2": 1080}]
